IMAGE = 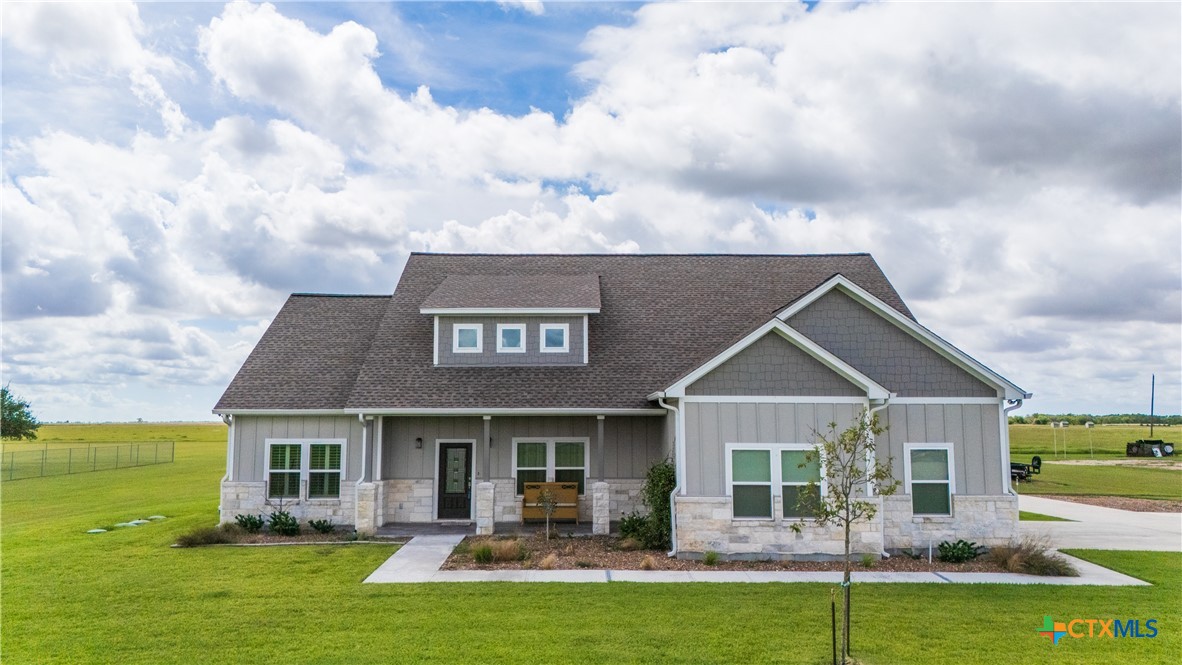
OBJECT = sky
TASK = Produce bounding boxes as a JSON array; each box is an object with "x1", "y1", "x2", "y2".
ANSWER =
[{"x1": 2, "y1": 1, "x2": 1179, "y2": 423}]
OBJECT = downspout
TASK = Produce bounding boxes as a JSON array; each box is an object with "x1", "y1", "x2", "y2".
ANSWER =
[
  {"x1": 867, "y1": 397, "x2": 892, "y2": 559},
  {"x1": 1003, "y1": 399, "x2": 1024, "y2": 495},
  {"x1": 219, "y1": 414, "x2": 233, "y2": 524},
  {"x1": 654, "y1": 394, "x2": 681, "y2": 557},
  {"x1": 357, "y1": 413, "x2": 369, "y2": 485}
]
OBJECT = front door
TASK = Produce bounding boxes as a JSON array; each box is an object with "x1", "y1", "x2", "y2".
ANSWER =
[{"x1": 437, "y1": 442, "x2": 472, "y2": 519}]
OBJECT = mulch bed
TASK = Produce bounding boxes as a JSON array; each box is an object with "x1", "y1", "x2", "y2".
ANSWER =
[
  {"x1": 442, "y1": 534, "x2": 1006, "y2": 572},
  {"x1": 1031, "y1": 494, "x2": 1182, "y2": 513}
]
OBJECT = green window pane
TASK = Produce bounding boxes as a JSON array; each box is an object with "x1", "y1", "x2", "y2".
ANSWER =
[
  {"x1": 910, "y1": 449, "x2": 949, "y2": 481},
  {"x1": 555, "y1": 441, "x2": 584, "y2": 467},
  {"x1": 732, "y1": 450, "x2": 771, "y2": 482},
  {"x1": 270, "y1": 444, "x2": 300, "y2": 471},
  {"x1": 501, "y1": 328, "x2": 522, "y2": 348},
  {"x1": 555, "y1": 468, "x2": 584, "y2": 495},
  {"x1": 309, "y1": 472, "x2": 340, "y2": 498},
  {"x1": 268, "y1": 471, "x2": 299, "y2": 498},
  {"x1": 783, "y1": 485, "x2": 821, "y2": 518},
  {"x1": 544, "y1": 328, "x2": 565, "y2": 348},
  {"x1": 733, "y1": 485, "x2": 772, "y2": 518},
  {"x1": 912, "y1": 483, "x2": 951, "y2": 515},
  {"x1": 516, "y1": 469, "x2": 546, "y2": 495},
  {"x1": 517, "y1": 442, "x2": 546, "y2": 468},
  {"x1": 457, "y1": 328, "x2": 479, "y2": 348},
  {"x1": 781, "y1": 450, "x2": 820, "y2": 483},
  {"x1": 310, "y1": 444, "x2": 341, "y2": 471}
]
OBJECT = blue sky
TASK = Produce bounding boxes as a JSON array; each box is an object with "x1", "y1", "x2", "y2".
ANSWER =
[{"x1": 2, "y1": 1, "x2": 1180, "y2": 422}]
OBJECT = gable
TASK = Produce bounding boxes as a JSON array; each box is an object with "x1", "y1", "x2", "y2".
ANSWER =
[
  {"x1": 686, "y1": 332, "x2": 864, "y2": 396},
  {"x1": 787, "y1": 290, "x2": 996, "y2": 398}
]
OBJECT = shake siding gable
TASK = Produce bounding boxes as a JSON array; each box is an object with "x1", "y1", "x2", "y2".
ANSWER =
[{"x1": 687, "y1": 332, "x2": 863, "y2": 396}]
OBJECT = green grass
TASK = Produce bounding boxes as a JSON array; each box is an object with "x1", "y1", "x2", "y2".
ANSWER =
[
  {"x1": 1015, "y1": 463, "x2": 1182, "y2": 501},
  {"x1": 1009, "y1": 424, "x2": 1179, "y2": 460},
  {"x1": 1020, "y1": 511, "x2": 1073, "y2": 522},
  {"x1": 3, "y1": 424, "x2": 1180, "y2": 663}
]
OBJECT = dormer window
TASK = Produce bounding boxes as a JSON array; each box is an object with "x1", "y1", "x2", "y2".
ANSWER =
[
  {"x1": 540, "y1": 323, "x2": 569, "y2": 353},
  {"x1": 453, "y1": 323, "x2": 483, "y2": 353},
  {"x1": 497, "y1": 324, "x2": 526, "y2": 353}
]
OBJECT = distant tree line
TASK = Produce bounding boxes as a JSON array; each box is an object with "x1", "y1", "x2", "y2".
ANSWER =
[{"x1": 1009, "y1": 413, "x2": 1182, "y2": 426}]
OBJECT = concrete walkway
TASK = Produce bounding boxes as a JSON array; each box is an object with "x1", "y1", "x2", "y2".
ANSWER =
[
  {"x1": 1018, "y1": 495, "x2": 1182, "y2": 551},
  {"x1": 362, "y1": 537, "x2": 1148, "y2": 586}
]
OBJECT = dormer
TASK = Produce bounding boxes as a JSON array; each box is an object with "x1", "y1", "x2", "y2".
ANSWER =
[{"x1": 420, "y1": 275, "x2": 601, "y2": 366}]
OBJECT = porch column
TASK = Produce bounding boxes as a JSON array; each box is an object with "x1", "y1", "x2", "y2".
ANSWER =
[
  {"x1": 482, "y1": 416, "x2": 491, "y2": 481},
  {"x1": 596, "y1": 415, "x2": 605, "y2": 482}
]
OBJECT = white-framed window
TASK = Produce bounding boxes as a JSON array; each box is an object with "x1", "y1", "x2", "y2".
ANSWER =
[
  {"x1": 539, "y1": 323, "x2": 569, "y2": 353},
  {"x1": 496, "y1": 323, "x2": 526, "y2": 353},
  {"x1": 725, "y1": 443, "x2": 825, "y2": 519},
  {"x1": 452, "y1": 323, "x2": 483, "y2": 353},
  {"x1": 512, "y1": 438, "x2": 589, "y2": 495},
  {"x1": 266, "y1": 439, "x2": 345, "y2": 500},
  {"x1": 904, "y1": 443, "x2": 954, "y2": 516}
]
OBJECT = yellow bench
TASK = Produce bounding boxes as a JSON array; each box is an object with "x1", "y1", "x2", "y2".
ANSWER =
[{"x1": 521, "y1": 482, "x2": 579, "y2": 524}]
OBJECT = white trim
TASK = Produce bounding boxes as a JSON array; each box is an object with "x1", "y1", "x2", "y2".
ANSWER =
[
  {"x1": 225, "y1": 418, "x2": 235, "y2": 482},
  {"x1": 214, "y1": 409, "x2": 350, "y2": 416},
  {"x1": 264, "y1": 438, "x2": 348, "y2": 501},
  {"x1": 776, "y1": 275, "x2": 1030, "y2": 401},
  {"x1": 496, "y1": 323, "x2": 527, "y2": 353},
  {"x1": 433, "y1": 316, "x2": 440, "y2": 366},
  {"x1": 347, "y1": 407, "x2": 666, "y2": 416},
  {"x1": 452, "y1": 323, "x2": 483, "y2": 353},
  {"x1": 421, "y1": 307, "x2": 600, "y2": 315},
  {"x1": 511, "y1": 437, "x2": 591, "y2": 496},
  {"x1": 375, "y1": 416, "x2": 384, "y2": 482},
  {"x1": 664, "y1": 319, "x2": 890, "y2": 400},
  {"x1": 433, "y1": 438, "x2": 477, "y2": 521},
  {"x1": 889, "y1": 397, "x2": 1003, "y2": 405},
  {"x1": 682, "y1": 396, "x2": 869, "y2": 404},
  {"x1": 539, "y1": 323, "x2": 570, "y2": 353},
  {"x1": 903, "y1": 443, "x2": 955, "y2": 516},
  {"x1": 582, "y1": 316, "x2": 589, "y2": 364},
  {"x1": 724, "y1": 442, "x2": 825, "y2": 520}
]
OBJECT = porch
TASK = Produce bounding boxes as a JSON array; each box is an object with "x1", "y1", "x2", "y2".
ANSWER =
[{"x1": 375, "y1": 520, "x2": 613, "y2": 539}]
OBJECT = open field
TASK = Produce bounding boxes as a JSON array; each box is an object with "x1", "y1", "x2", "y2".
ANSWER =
[
  {"x1": 2, "y1": 423, "x2": 1180, "y2": 663},
  {"x1": 1009, "y1": 424, "x2": 1179, "y2": 460},
  {"x1": 1014, "y1": 463, "x2": 1182, "y2": 501}
]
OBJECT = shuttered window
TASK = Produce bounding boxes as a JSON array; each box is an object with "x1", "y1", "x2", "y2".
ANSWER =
[
  {"x1": 268, "y1": 444, "x2": 301, "y2": 498},
  {"x1": 308, "y1": 443, "x2": 342, "y2": 498},
  {"x1": 266, "y1": 440, "x2": 346, "y2": 501},
  {"x1": 513, "y1": 439, "x2": 589, "y2": 495}
]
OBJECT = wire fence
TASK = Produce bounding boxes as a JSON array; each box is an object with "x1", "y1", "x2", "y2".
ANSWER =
[{"x1": 1, "y1": 441, "x2": 175, "y2": 481}]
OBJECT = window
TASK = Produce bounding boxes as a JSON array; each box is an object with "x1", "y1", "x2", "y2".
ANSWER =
[
  {"x1": 453, "y1": 323, "x2": 483, "y2": 353},
  {"x1": 513, "y1": 438, "x2": 588, "y2": 495},
  {"x1": 266, "y1": 440, "x2": 345, "y2": 500},
  {"x1": 726, "y1": 443, "x2": 824, "y2": 519},
  {"x1": 906, "y1": 444, "x2": 954, "y2": 515},
  {"x1": 497, "y1": 324, "x2": 526, "y2": 353},
  {"x1": 539, "y1": 323, "x2": 569, "y2": 353}
]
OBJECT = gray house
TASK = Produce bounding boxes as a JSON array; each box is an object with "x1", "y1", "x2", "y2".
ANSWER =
[{"x1": 214, "y1": 253, "x2": 1030, "y2": 557}]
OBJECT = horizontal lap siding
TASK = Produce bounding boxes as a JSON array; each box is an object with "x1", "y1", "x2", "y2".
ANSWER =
[
  {"x1": 879, "y1": 403, "x2": 1002, "y2": 495},
  {"x1": 685, "y1": 401, "x2": 861, "y2": 496},
  {"x1": 232, "y1": 416, "x2": 364, "y2": 482}
]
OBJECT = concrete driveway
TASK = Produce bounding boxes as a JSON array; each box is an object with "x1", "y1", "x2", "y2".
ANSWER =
[{"x1": 1018, "y1": 495, "x2": 1182, "y2": 551}]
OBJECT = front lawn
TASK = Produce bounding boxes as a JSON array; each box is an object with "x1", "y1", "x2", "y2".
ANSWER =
[
  {"x1": 1014, "y1": 463, "x2": 1182, "y2": 501},
  {"x1": 3, "y1": 424, "x2": 1179, "y2": 664},
  {"x1": 1020, "y1": 511, "x2": 1072, "y2": 522}
]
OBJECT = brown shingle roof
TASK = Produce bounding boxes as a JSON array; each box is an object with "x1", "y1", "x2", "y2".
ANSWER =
[
  {"x1": 215, "y1": 254, "x2": 913, "y2": 411},
  {"x1": 420, "y1": 274, "x2": 601, "y2": 310}
]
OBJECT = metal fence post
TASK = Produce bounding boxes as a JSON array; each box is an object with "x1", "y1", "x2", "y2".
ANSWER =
[
  {"x1": 155, "y1": 442, "x2": 159, "y2": 464},
  {"x1": 8, "y1": 453, "x2": 13, "y2": 481},
  {"x1": 68, "y1": 448, "x2": 73, "y2": 474},
  {"x1": 41, "y1": 449, "x2": 46, "y2": 477},
  {"x1": 116, "y1": 446, "x2": 120, "y2": 470}
]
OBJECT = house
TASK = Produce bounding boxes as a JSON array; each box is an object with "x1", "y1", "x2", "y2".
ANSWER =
[{"x1": 214, "y1": 253, "x2": 1030, "y2": 557}]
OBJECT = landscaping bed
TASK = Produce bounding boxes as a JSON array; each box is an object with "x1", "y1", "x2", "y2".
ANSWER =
[
  {"x1": 442, "y1": 534, "x2": 1008, "y2": 573},
  {"x1": 1031, "y1": 494, "x2": 1182, "y2": 513}
]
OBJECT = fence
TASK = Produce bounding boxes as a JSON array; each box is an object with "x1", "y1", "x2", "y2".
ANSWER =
[{"x1": 1, "y1": 441, "x2": 175, "y2": 481}]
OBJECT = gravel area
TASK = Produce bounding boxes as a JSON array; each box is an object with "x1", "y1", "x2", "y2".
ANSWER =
[
  {"x1": 1031, "y1": 494, "x2": 1182, "y2": 513},
  {"x1": 442, "y1": 534, "x2": 1006, "y2": 572}
]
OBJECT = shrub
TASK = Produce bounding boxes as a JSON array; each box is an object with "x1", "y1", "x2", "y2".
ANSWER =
[
  {"x1": 538, "y1": 553, "x2": 558, "y2": 570},
  {"x1": 617, "y1": 537, "x2": 642, "y2": 551},
  {"x1": 175, "y1": 524, "x2": 241, "y2": 547},
  {"x1": 639, "y1": 555, "x2": 656, "y2": 571},
  {"x1": 267, "y1": 510, "x2": 300, "y2": 537},
  {"x1": 308, "y1": 519, "x2": 334, "y2": 534},
  {"x1": 703, "y1": 551, "x2": 719, "y2": 566},
  {"x1": 937, "y1": 539, "x2": 984, "y2": 563},
  {"x1": 575, "y1": 561, "x2": 593, "y2": 568},
  {"x1": 472, "y1": 544, "x2": 494, "y2": 564},
  {"x1": 987, "y1": 538, "x2": 1078, "y2": 576},
  {"x1": 860, "y1": 553, "x2": 876, "y2": 568},
  {"x1": 491, "y1": 539, "x2": 526, "y2": 562},
  {"x1": 619, "y1": 511, "x2": 648, "y2": 539},
  {"x1": 234, "y1": 514, "x2": 265, "y2": 533},
  {"x1": 638, "y1": 459, "x2": 677, "y2": 550}
]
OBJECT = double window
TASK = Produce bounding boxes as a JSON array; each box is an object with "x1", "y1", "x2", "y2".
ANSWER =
[
  {"x1": 727, "y1": 444, "x2": 823, "y2": 519},
  {"x1": 513, "y1": 438, "x2": 588, "y2": 495},
  {"x1": 905, "y1": 444, "x2": 954, "y2": 515},
  {"x1": 266, "y1": 440, "x2": 345, "y2": 500}
]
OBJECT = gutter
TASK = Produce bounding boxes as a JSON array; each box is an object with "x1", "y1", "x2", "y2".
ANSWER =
[
  {"x1": 1002, "y1": 399, "x2": 1025, "y2": 495},
  {"x1": 651, "y1": 392, "x2": 682, "y2": 558}
]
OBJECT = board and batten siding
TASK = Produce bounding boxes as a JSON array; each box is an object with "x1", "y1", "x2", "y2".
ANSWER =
[
  {"x1": 879, "y1": 403, "x2": 1003, "y2": 496},
  {"x1": 380, "y1": 415, "x2": 665, "y2": 481},
  {"x1": 232, "y1": 416, "x2": 365, "y2": 483},
  {"x1": 683, "y1": 401, "x2": 862, "y2": 496}
]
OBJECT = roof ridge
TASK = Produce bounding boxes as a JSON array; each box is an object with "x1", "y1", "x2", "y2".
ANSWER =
[
  {"x1": 290, "y1": 293, "x2": 391, "y2": 298},
  {"x1": 408, "y1": 252, "x2": 872, "y2": 258}
]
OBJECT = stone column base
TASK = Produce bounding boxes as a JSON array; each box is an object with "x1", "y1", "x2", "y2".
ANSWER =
[
  {"x1": 354, "y1": 482, "x2": 378, "y2": 534},
  {"x1": 592, "y1": 481, "x2": 610, "y2": 535},
  {"x1": 475, "y1": 482, "x2": 496, "y2": 535}
]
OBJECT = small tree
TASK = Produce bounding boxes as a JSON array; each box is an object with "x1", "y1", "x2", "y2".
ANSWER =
[
  {"x1": 794, "y1": 410, "x2": 899, "y2": 664},
  {"x1": 536, "y1": 488, "x2": 559, "y2": 541},
  {"x1": 1, "y1": 386, "x2": 41, "y2": 441}
]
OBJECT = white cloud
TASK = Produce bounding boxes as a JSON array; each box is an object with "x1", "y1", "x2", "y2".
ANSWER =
[{"x1": 497, "y1": 1, "x2": 545, "y2": 17}]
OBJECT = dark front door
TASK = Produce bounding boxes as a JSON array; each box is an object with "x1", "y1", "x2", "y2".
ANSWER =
[{"x1": 437, "y1": 442, "x2": 472, "y2": 519}]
